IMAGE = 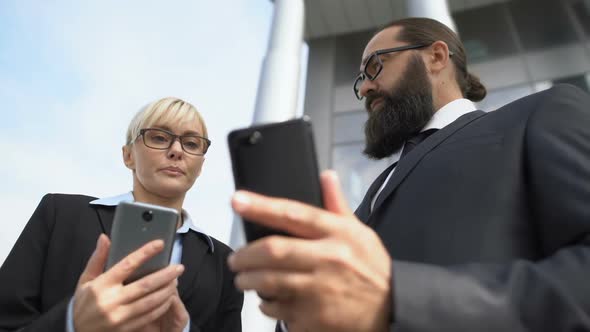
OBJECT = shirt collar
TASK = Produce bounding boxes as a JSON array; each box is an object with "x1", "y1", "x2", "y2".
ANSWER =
[
  {"x1": 390, "y1": 98, "x2": 478, "y2": 160},
  {"x1": 90, "y1": 192, "x2": 214, "y2": 252},
  {"x1": 421, "y1": 98, "x2": 478, "y2": 132}
]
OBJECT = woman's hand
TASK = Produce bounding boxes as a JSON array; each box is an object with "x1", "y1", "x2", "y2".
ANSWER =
[
  {"x1": 142, "y1": 288, "x2": 189, "y2": 332},
  {"x1": 73, "y1": 234, "x2": 185, "y2": 332}
]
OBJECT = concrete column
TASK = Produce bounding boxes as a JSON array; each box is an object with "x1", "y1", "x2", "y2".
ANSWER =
[
  {"x1": 252, "y1": 0, "x2": 305, "y2": 123},
  {"x1": 406, "y1": 0, "x2": 457, "y2": 32}
]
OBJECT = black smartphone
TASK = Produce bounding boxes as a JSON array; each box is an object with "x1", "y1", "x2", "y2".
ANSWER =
[
  {"x1": 105, "y1": 201, "x2": 179, "y2": 283},
  {"x1": 228, "y1": 117, "x2": 324, "y2": 242}
]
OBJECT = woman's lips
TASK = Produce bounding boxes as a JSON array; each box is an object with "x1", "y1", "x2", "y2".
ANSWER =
[{"x1": 160, "y1": 166, "x2": 185, "y2": 176}]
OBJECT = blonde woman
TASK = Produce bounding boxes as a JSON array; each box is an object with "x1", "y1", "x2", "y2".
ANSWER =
[{"x1": 0, "y1": 98, "x2": 243, "y2": 332}]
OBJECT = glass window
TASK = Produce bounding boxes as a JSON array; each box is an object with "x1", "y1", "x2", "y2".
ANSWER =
[
  {"x1": 453, "y1": 3, "x2": 519, "y2": 63},
  {"x1": 333, "y1": 111, "x2": 367, "y2": 144},
  {"x1": 508, "y1": 0, "x2": 579, "y2": 51},
  {"x1": 554, "y1": 73, "x2": 590, "y2": 92},
  {"x1": 476, "y1": 84, "x2": 534, "y2": 112},
  {"x1": 571, "y1": 0, "x2": 590, "y2": 38},
  {"x1": 334, "y1": 30, "x2": 374, "y2": 86},
  {"x1": 332, "y1": 143, "x2": 391, "y2": 209}
]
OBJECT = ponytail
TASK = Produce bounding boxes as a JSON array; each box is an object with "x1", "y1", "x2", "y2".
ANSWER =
[{"x1": 464, "y1": 72, "x2": 487, "y2": 102}]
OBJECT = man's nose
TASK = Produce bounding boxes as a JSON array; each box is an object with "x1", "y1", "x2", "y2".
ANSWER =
[{"x1": 358, "y1": 78, "x2": 377, "y2": 99}]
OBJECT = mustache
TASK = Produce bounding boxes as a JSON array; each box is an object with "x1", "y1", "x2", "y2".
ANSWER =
[{"x1": 364, "y1": 91, "x2": 388, "y2": 111}]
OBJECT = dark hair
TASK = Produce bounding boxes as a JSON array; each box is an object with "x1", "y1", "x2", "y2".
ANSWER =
[{"x1": 379, "y1": 17, "x2": 486, "y2": 102}]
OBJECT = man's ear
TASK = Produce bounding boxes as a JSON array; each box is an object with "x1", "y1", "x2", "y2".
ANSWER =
[
  {"x1": 122, "y1": 145, "x2": 135, "y2": 170},
  {"x1": 424, "y1": 40, "x2": 451, "y2": 75}
]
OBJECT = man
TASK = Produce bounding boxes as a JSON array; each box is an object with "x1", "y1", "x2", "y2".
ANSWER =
[{"x1": 228, "y1": 17, "x2": 590, "y2": 331}]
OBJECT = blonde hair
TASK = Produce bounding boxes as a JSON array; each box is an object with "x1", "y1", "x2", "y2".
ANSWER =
[{"x1": 126, "y1": 97, "x2": 208, "y2": 145}]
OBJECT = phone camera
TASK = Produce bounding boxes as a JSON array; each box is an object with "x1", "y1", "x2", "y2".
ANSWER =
[
  {"x1": 142, "y1": 210, "x2": 153, "y2": 222},
  {"x1": 248, "y1": 131, "x2": 262, "y2": 145}
]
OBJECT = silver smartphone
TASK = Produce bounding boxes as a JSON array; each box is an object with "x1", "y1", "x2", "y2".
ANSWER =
[{"x1": 105, "y1": 201, "x2": 179, "y2": 283}]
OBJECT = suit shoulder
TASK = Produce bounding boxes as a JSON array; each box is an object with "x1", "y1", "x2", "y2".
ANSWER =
[
  {"x1": 41, "y1": 193, "x2": 98, "y2": 206},
  {"x1": 487, "y1": 84, "x2": 589, "y2": 120},
  {"x1": 543, "y1": 83, "x2": 590, "y2": 98}
]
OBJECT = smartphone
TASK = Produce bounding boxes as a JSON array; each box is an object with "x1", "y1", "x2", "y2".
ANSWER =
[
  {"x1": 105, "y1": 201, "x2": 179, "y2": 283},
  {"x1": 228, "y1": 117, "x2": 324, "y2": 242}
]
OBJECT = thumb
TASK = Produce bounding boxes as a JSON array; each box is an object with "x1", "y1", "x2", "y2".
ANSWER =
[
  {"x1": 77, "y1": 234, "x2": 111, "y2": 287},
  {"x1": 320, "y1": 170, "x2": 353, "y2": 215}
]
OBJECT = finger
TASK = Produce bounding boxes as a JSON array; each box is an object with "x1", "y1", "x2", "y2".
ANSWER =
[
  {"x1": 78, "y1": 234, "x2": 111, "y2": 287},
  {"x1": 119, "y1": 296, "x2": 174, "y2": 331},
  {"x1": 228, "y1": 236, "x2": 323, "y2": 272},
  {"x1": 321, "y1": 170, "x2": 353, "y2": 215},
  {"x1": 234, "y1": 270, "x2": 310, "y2": 302},
  {"x1": 169, "y1": 294, "x2": 189, "y2": 328},
  {"x1": 259, "y1": 299, "x2": 297, "y2": 323},
  {"x1": 232, "y1": 191, "x2": 339, "y2": 239},
  {"x1": 100, "y1": 239, "x2": 165, "y2": 284},
  {"x1": 120, "y1": 265, "x2": 184, "y2": 304},
  {"x1": 117, "y1": 279, "x2": 178, "y2": 324}
]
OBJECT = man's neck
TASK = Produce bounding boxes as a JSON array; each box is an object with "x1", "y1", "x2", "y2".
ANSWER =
[{"x1": 432, "y1": 81, "x2": 464, "y2": 112}]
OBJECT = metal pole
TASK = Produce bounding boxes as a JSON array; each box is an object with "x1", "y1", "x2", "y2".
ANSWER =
[
  {"x1": 406, "y1": 0, "x2": 457, "y2": 32},
  {"x1": 251, "y1": 0, "x2": 305, "y2": 123}
]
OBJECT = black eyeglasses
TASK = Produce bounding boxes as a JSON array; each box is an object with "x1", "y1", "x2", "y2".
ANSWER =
[
  {"x1": 135, "y1": 128, "x2": 211, "y2": 156},
  {"x1": 353, "y1": 43, "x2": 432, "y2": 100}
]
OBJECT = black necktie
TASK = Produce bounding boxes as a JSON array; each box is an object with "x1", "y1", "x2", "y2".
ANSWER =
[{"x1": 400, "y1": 128, "x2": 438, "y2": 160}]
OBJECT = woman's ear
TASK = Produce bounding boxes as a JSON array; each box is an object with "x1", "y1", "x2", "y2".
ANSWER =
[{"x1": 122, "y1": 145, "x2": 135, "y2": 170}]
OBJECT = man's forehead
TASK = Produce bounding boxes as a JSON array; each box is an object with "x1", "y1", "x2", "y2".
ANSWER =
[{"x1": 361, "y1": 26, "x2": 402, "y2": 64}]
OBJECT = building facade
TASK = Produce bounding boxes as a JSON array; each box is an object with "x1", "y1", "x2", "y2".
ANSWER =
[{"x1": 302, "y1": 0, "x2": 590, "y2": 208}]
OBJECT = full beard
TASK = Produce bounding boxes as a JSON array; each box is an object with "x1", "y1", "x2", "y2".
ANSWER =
[{"x1": 363, "y1": 55, "x2": 435, "y2": 160}]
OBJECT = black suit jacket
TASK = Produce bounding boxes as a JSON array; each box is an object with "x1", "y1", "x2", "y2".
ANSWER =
[
  {"x1": 0, "y1": 194, "x2": 243, "y2": 332},
  {"x1": 355, "y1": 84, "x2": 590, "y2": 331}
]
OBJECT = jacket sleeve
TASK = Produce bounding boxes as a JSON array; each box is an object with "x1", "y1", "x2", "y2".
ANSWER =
[
  {"x1": 390, "y1": 85, "x2": 590, "y2": 332},
  {"x1": 0, "y1": 194, "x2": 72, "y2": 332}
]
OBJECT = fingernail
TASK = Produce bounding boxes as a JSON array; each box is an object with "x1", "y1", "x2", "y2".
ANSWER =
[
  {"x1": 232, "y1": 191, "x2": 251, "y2": 212},
  {"x1": 176, "y1": 265, "x2": 185, "y2": 273},
  {"x1": 153, "y1": 240, "x2": 164, "y2": 249}
]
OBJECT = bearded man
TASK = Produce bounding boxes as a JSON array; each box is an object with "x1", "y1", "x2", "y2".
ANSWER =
[{"x1": 229, "y1": 17, "x2": 590, "y2": 332}]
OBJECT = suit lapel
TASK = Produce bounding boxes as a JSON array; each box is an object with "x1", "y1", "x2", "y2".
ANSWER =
[
  {"x1": 93, "y1": 203, "x2": 210, "y2": 300},
  {"x1": 178, "y1": 231, "x2": 210, "y2": 301},
  {"x1": 93, "y1": 205, "x2": 115, "y2": 235},
  {"x1": 369, "y1": 111, "x2": 487, "y2": 221},
  {"x1": 355, "y1": 162, "x2": 397, "y2": 223}
]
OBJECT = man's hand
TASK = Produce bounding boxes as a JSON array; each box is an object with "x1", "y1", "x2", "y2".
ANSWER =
[
  {"x1": 73, "y1": 234, "x2": 185, "y2": 332},
  {"x1": 228, "y1": 170, "x2": 393, "y2": 332}
]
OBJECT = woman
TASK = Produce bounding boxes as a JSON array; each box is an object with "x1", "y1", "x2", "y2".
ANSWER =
[{"x1": 0, "y1": 98, "x2": 243, "y2": 331}]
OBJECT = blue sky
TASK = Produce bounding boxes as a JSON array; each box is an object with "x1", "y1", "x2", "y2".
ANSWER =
[{"x1": 0, "y1": 1, "x2": 308, "y2": 265}]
